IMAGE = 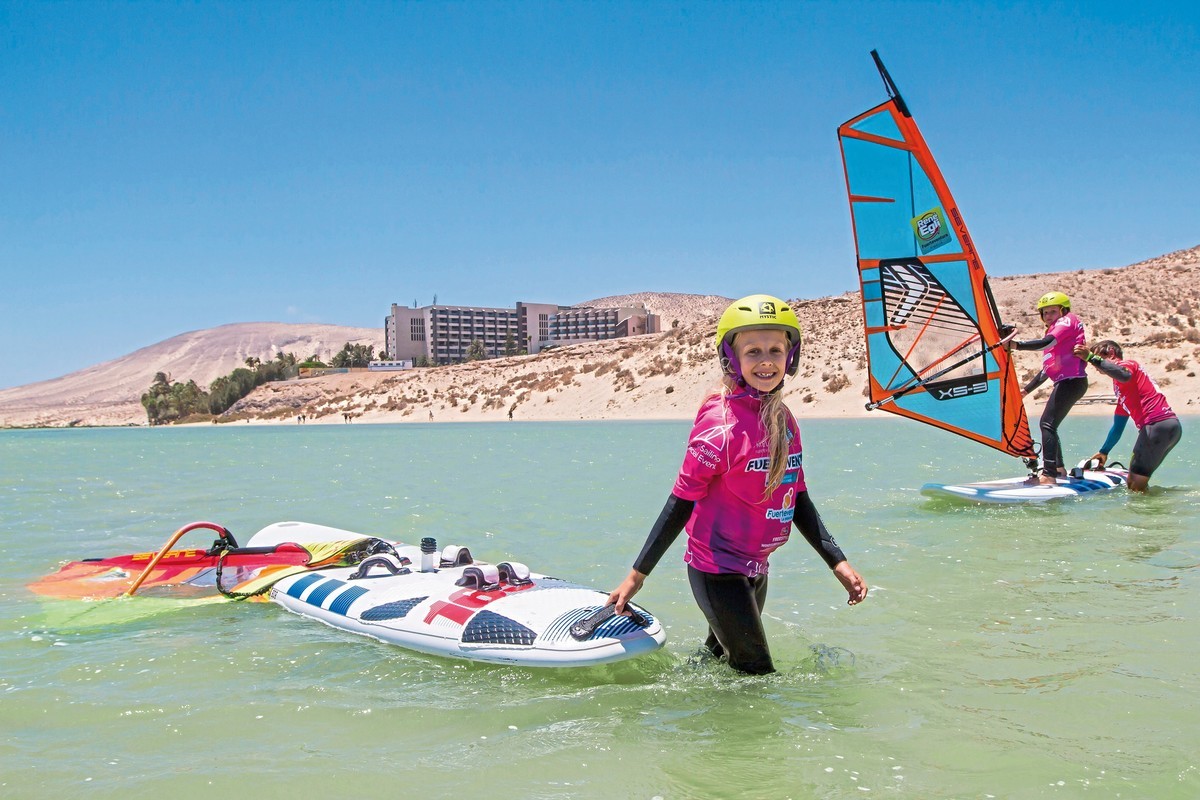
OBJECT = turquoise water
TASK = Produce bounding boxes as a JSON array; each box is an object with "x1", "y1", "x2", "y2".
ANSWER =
[{"x1": 2, "y1": 418, "x2": 1197, "y2": 799}]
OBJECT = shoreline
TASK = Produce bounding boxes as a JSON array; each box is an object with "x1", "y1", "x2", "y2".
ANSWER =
[
  {"x1": 2, "y1": 394, "x2": 1147, "y2": 432},
  {"x1": 3, "y1": 244, "x2": 1199, "y2": 430}
]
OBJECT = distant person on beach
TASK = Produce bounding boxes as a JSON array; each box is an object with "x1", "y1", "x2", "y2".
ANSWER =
[
  {"x1": 605, "y1": 294, "x2": 868, "y2": 675},
  {"x1": 1075, "y1": 340, "x2": 1182, "y2": 492},
  {"x1": 1010, "y1": 291, "x2": 1088, "y2": 484}
]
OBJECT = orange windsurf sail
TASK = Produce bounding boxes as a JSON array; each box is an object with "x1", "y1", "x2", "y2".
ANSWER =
[{"x1": 836, "y1": 51, "x2": 1035, "y2": 460}]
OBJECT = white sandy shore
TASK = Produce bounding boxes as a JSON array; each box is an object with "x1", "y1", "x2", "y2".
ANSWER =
[{"x1": 2, "y1": 248, "x2": 1198, "y2": 429}]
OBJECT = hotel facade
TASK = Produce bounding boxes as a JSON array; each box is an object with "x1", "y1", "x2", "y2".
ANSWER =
[{"x1": 384, "y1": 301, "x2": 660, "y2": 364}]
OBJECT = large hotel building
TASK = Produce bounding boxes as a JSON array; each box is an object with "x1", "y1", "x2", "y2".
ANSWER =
[{"x1": 384, "y1": 301, "x2": 660, "y2": 364}]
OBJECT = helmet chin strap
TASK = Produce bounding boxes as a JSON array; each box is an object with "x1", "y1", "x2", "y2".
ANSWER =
[{"x1": 721, "y1": 340, "x2": 741, "y2": 381}]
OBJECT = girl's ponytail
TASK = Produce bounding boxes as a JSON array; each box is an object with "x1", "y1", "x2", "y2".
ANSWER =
[{"x1": 759, "y1": 390, "x2": 791, "y2": 499}]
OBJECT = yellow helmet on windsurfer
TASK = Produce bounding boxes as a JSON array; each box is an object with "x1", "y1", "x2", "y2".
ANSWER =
[
  {"x1": 1036, "y1": 291, "x2": 1071, "y2": 313},
  {"x1": 715, "y1": 295, "x2": 803, "y2": 382}
]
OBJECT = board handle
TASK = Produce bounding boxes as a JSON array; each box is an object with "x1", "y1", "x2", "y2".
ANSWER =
[
  {"x1": 348, "y1": 554, "x2": 411, "y2": 579},
  {"x1": 570, "y1": 603, "x2": 648, "y2": 641}
]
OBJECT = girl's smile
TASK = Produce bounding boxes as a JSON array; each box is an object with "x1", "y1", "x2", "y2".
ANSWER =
[{"x1": 733, "y1": 329, "x2": 789, "y2": 393}]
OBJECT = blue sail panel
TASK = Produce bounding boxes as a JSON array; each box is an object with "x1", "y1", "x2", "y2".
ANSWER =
[
  {"x1": 842, "y1": 134, "x2": 963, "y2": 261},
  {"x1": 838, "y1": 76, "x2": 1036, "y2": 460}
]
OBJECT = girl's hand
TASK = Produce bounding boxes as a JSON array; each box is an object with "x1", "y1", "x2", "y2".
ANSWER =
[
  {"x1": 607, "y1": 570, "x2": 646, "y2": 615},
  {"x1": 834, "y1": 562, "x2": 868, "y2": 605}
]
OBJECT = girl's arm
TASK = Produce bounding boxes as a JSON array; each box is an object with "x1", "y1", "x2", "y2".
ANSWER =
[
  {"x1": 1012, "y1": 334, "x2": 1055, "y2": 350},
  {"x1": 1022, "y1": 369, "x2": 1049, "y2": 396},
  {"x1": 1082, "y1": 353, "x2": 1133, "y2": 383},
  {"x1": 607, "y1": 493, "x2": 694, "y2": 614},
  {"x1": 792, "y1": 492, "x2": 845, "y2": 567},
  {"x1": 1093, "y1": 414, "x2": 1129, "y2": 466},
  {"x1": 793, "y1": 493, "x2": 868, "y2": 605},
  {"x1": 632, "y1": 494, "x2": 694, "y2": 575}
]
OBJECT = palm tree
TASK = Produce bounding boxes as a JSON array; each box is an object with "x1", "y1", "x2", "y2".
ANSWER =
[{"x1": 466, "y1": 339, "x2": 487, "y2": 361}]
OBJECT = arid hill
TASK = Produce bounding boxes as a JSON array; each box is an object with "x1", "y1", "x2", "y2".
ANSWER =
[
  {"x1": 580, "y1": 292, "x2": 734, "y2": 327},
  {"x1": 3, "y1": 245, "x2": 1198, "y2": 428},
  {"x1": 205, "y1": 244, "x2": 1200, "y2": 426},
  {"x1": 0, "y1": 323, "x2": 382, "y2": 428}
]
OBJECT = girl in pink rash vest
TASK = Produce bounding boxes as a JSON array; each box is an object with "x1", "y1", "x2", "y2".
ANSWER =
[
  {"x1": 1075, "y1": 339, "x2": 1183, "y2": 493},
  {"x1": 605, "y1": 294, "x2": 868, "y2": 675},
  {"x1": 1011, "y1": 291, "x2": 1089, "y2": 485}
]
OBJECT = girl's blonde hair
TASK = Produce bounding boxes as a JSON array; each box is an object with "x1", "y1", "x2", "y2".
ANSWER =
[
  {"x1": 717, "y1": 327, "x2": 794, "y2": 500},
  {"x1": 757, "y1": 388, "x2": 792, "y2": 499},
  {"x1": 714, "y1": 380, "x2": 792, "y2": 500}
]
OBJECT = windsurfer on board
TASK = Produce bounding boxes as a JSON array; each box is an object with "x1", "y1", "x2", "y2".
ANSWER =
[
  {"x1": 1009, "y1": 291, "x2": 1089, "y2": 485},
  {"x1": 604, "y1": 295, "x2": 867, "y2": 675},
  {"x1": 1074, "y1": 340, "x2": 1182, "y2": 492}
]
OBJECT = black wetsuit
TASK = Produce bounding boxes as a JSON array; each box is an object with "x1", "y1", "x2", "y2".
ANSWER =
[
  {"x1": 1090, "y1": 357, "x2": 1183, "y2": 478},
  {"x1": 631, "y1": 492, "x2": 845, "y2": 675}
]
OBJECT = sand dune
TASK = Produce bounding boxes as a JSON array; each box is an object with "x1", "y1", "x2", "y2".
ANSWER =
[
  {"x1": 0, "y1": 323, "x2": 382, "y2": 428},
  {"x1": 2, "y1": 245, "x2": 1198, "y2": 429}
]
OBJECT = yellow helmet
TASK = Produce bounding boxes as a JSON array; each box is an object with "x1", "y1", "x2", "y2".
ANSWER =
[
  {"x1": 1036, "y1": 291, "x2": 1071, "y2": 312},
  {"x1": 715, "y1": 294, "x2": 803, "y2": 377}
]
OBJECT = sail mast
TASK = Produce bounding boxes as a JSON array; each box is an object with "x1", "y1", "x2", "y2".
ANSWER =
[{"x1": 870, "y1": 50, "x2": 910, "y2": 118}]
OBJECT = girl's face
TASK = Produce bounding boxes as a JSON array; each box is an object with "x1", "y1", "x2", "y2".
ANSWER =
[
  {"x1": 1040, "y1": 305, "x2": 1064, "y2": 326},
  {"x1": 733, "y1": 329, "x2": 789, "y2": 393}
]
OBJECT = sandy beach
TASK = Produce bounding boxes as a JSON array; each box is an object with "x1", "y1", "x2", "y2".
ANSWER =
[{"x1": 2, "y1": 246, "x2": 1198, "y2": 429}]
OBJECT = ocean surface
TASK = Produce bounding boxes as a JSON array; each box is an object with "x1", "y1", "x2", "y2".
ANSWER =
[{"x1": 2, "y1": 417, "x2": 1197, "y2": 799}]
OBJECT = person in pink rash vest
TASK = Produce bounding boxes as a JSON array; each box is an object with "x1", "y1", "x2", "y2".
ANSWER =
[
  {"x1": 605, "y1": 295, "x2": 868, "y2": 675},
  {"x1": 1075, "y1": 339, "x2": 1183, "y2": 493},
  {"x1": 1010, "y1": 291, "x2": 1089, "y2": 485}
]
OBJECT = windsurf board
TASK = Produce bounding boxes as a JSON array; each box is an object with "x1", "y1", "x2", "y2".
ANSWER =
[{"x1": 921, "y1": 468, "x2": 1128, "y2": 504}]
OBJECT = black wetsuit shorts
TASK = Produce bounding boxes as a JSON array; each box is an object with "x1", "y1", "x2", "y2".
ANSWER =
[
  {"x1": 1130, "y1": 416, "x2": 1182, "y2": 478},
  {"x1": 687, "y1": 565, "x2": 774, "y2": 675}
]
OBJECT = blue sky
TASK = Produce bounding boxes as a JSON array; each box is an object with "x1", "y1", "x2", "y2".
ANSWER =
[{"x1": 2, "y1": 1, "x2": 1197, "y2": 389}]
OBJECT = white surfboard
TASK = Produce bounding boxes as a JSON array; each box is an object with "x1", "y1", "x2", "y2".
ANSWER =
[
  {"x1": 248, "y1": 521, "x2": 665, "y2": 667},
  {"x1": 921, "y1": 467, "x2": 1128, "y2": 504}
]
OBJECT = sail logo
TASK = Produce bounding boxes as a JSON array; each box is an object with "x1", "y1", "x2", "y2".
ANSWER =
[
  {"x1": 932, "y1": 380, "x2": 988, "y2": 400},
  {"x1": 912, "y1": 208, "x2": 951, "y2": 254}
]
